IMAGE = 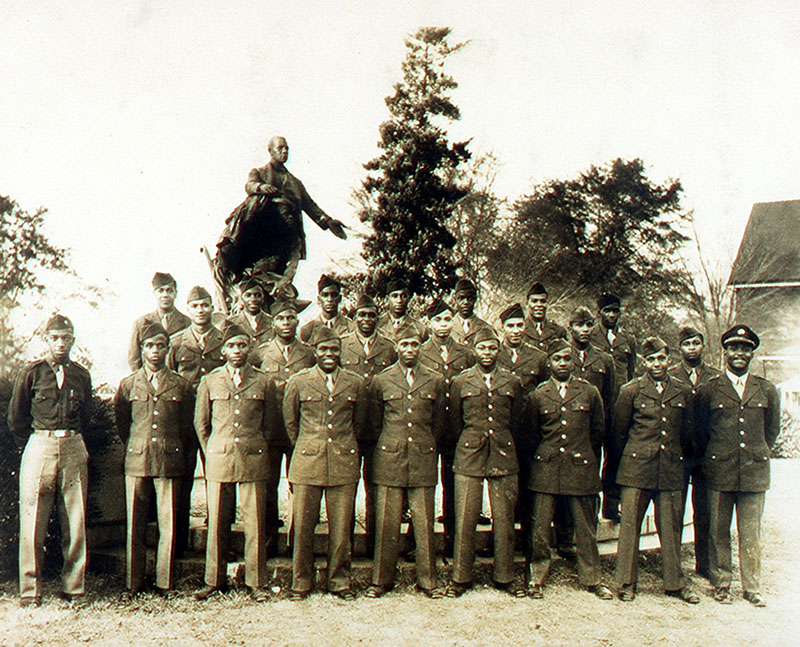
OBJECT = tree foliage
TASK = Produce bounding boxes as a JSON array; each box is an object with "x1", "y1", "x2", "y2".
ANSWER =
[{"x1": 358, "y1": 27, "x2": 471, "y2": 297}]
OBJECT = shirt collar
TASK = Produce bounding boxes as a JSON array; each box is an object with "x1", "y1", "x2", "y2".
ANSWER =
[{"x1": 726, "y1": 370, "x2": 749, "y2": 386}]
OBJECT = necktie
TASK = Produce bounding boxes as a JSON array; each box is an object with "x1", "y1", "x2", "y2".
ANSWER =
[
  {"x1": 233, "y1": 369, "x2": 242, "y2": 388},
  {"x1": 655, "y1": 381, "x2": 664, "y2": 394},
  {"x1": 282, "y1": 344, "x2": 290, "y2": 362},
  {"x1": 607, "y1": 329, "x2": 616, "y2": 345},
  {"x1": 393, "y1": 317, "x2": 401, "y2": 329},
  {"x1": 150, "y1": 371, "x2": 159, "y2": 392},
  {"x1": 406, "y1": 368, "x2": 415, "y2": 388},
  {"x1": 326, "y1": 373, "x2": 335, "y2": 393},
  {"x1": 440, "y1": 345, "x2": 449, "y2": 363},
  {"x1": 733, "y1": 376, "x2": 746, "y2": 400},
  {"x1": 536, "y1": 322, "x2": 543, "y2": 336},
  {"x1": 161, "y1": 312, "x2": 170, "y2": 330},
  {"x1": 54, "y1": 364, "x2": 65, "y2": 389},
  {"x1": 484, "y1": 373, "x2": 492, "y2": 392},
  {"x1": 198, "y1": 333, "x2": 207, "y2": 352},
  {"x1": 326, "y1": 319, "x2": 333, "y2": 329},
  {"x1": 463, "y1": 319, "x2": 470, "y2": 335},
  {"x1": 578, "y1": 350, "x2": 586, "y2": 365},
  {"x1": 510, "y1": 347, "x2": 518, "y2": 363},
  {"x1": 689, "y1": 369, "x2": 698, "y2": 386},
  {"x1": 363, "y1": 338, "x2": 372, "y2": 357},
  {"x1": 558, "y1": 381, "x2": 567, "y2": 399}
]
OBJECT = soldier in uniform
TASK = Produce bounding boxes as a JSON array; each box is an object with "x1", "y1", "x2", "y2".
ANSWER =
[
  {"x1": 419, "y1": 298, "x2": 477, "y2": 550},
  {"x1": 376, "y1": 278, "x2": 428, "y2": 342},
  {"x1": 522, "y1": 282, "x2": 567, "y2": 352},
  {"x1": 365, "y1": 325, "x2": 446, "y2": 598},
  {"x1": 451, "y1": 278, "x2": 493, "y2": 346},
  {"x1": 299, "y1": 275, "x2": 354, "y2": 343},
  {"x1": 219, "y1": 278, "x2": 274, "y2": 351},
  {"x1": 193, "y1": 325, "x2": 276, "y2": 602},
  {"x1": 590, "y1": 293, "x2": 637, "y2": 523},
  {"x1": 669, "y1": 326, "x2": 720, "y2": 579},
  {"x1": 612, "y1": 337, "x2": 699, "y2": 604},
  {"x1": 283, "y1": 327, "x2": 369, "y2": 600},
  {"x1": 167, "y1": 286, "x2": 226, "y2": 555},
  {"x1": 695, "y1": 325, "x2": 779, "y2": 607},
  {"x1": 252, "y1": 298, "x2": 316, "y2": 553},
  {"x1": 524, "y1": 339, "x2": 613, "y2": 600},
  {"x1": 115, "y1": 323, "x2": 195, "y2": 597},
  {"x1": 445, "y1": 328, "x2": 524, "y2": 597},
  {"x1": 8, "y1": 315, "x2": 93, "y2": 607},
  {"x1": 128, "y1": 272, "x2": 191, "y2": 372}
]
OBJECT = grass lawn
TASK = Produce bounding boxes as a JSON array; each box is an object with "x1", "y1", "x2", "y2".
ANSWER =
[{"x1": 1, "y1": 459, "x2": 798, "y2": 647}]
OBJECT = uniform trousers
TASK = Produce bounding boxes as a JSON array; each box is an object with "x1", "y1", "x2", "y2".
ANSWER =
[
  {"x1": 205, "y1": 480, "x2": 267, "y2": 589},
  {"x1": 516, "y1": 450, "x2": 534, "y2": 557},
  {"x1": 708, "y1": 489, "x2": 765, "y2": 593},
  {"x1": 176, "y1": 444, "x2": 199, "y2": 555},
  {"x1": 440, "y1": 453, "x2": 456, "y2": 540},
  {"x1": 453, "y1": 473, "x2": 518, "y2": 585},
  {"x1": 125, "y1": 475, "x2": 180, "y2": 591},
  {"x1": 19, "y1": 433, "x2": 88, "y2": 599},
  {"x1": 601, "y1": 441, "x2": 621, "y2": 519},
  {"x1": 372, "y1": 485, "x2": 436, "y2": 590},
  {"x1": 265, "y1": 444, "x2": 292, "y2": 551},
  {"x1": 682, "y1": 464, "x2": 710, "y2": 575},
  {"x1": 530, "y1": 492, "x2": 601, "y2": 586},
  {"x1": 615, "y1": 487, "x2": 685, "y2": 591},
  {"x1": 356, "y1": 442, "x2": 376, "y2": 554},
  {"x1": 291, "y1": 483, "x2": 357, "y2": 593}
]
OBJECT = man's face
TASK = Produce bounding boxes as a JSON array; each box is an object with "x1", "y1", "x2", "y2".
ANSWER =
[
  {"x1": 549, "y1": 348, "x2": 574, "y2": 381},
  {"x1": 570, "y1": 320, "x2": 594, "y2": 345},
  {"x1": 429, "y1": 310, "x2": 454, "y2": 339},
  {"x1": 241, "y1": 287, "x2": 265, "y2": 315},
  {"x1": 455, "y1": 291, "x2": 477, "y2": 318},
  {"x1": 269, "y1": 137, "x2": 289, "y2": 164},
  {"x1": 355, "y1": 308, "x2": 378, "y2": 337},
  {"x1": 527, "y1": 294, "x2": 548, "y2": 320},
  {"x1": 319, "y1": 286, "x2": 341, "y2": 317},
  {"x1": 502, "y1": 318, "x2": 526, "y2": 347},
  {"x1": 387, "y1": 289, "x2": 410, "y2": 317},
  {"x1": 315, "y1": 340, "x2": 341, "y2": 373},
  {"x1": 679, "y1": 336, "x2": 704, "y2": 364},
  {"x1": 142, "y1": 335, "x2": 169, "y2": 371},
  {"x1": 187, "y1": 298, "x2": 213, "y2": 326},
  {"x1": 642, "y1": 349, "x2": 670, "y2": 380},
  {"x1": 46, "y1": 330, "x2": 75, "y2": 363},
  {"x1": 223, "y1": 336, "x2": 251, "y2": 368},
  {"x1": 475, "y1": 339, "x2": 500, "y2": 370},
  {"x1": 396, "y1": 337, "x2": 421, "y2": 367},
  {"x1": 273, "y1": 311, "x2": 299, "y2": 340},
  {"x1": 154, "y1": 285, "x2": 177, "y2": 311},
  {"x1": 599, "y1": 306, "x2": 620, "y2": 329},
  {"x1": 724, "y1": 342, "x2": 754, "y2": 374}
]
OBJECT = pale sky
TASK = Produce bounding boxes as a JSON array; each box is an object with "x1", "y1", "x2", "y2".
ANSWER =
[{"x1": 3, "y1": 1, "x2": 800, "y2": 384}]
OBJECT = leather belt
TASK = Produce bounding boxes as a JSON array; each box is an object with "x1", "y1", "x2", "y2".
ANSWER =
[{"x1": 34, "y1": 429, "x2": 78, "y2": 438}]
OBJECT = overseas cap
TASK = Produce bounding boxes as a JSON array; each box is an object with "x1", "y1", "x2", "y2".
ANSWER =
[
  {"x1": 641, "y1": 336, "x2": 668, "y2": 357},
  {"x1": 238, "y1": 277, "x2": 264, "y2": 294},
  {"x1": 426, "y1": 298, "x2": 454, "y2": 319},
  {"x1": 499, "y1": 303, "x2": 525, "y2": 323},
  {"x1": 270, "y1": 299, "x2": 299, "y2": 317},
  {"x1": 473, "y1": 327, "x2": 500, "y2": 346},
  {"x1": 527, "y1": 281, "x2": 548, "y2": 297},
  {"x1": 317, "y1": 274, "x2": 341, "y2": 293},
  {"x1": 354, "y1": 294, "x2": 377, "y2": 312},
  {"x1": 679, "y1": 326, "x2": 704, "y2": 344},
  {"x1": 721, "y1": 324, "x2": 760, "y2": 349},
  {"x1": 45, "y1": 314, "x2": 74, "y2": 332},
  {"x1": 454, "y1": 278, "x2": 477, "y2": 295},
  {"x1": 597, "y1": 293, "x2": 621, "y2": 311},
  {"x1": 141, "y1": 322, "x2": 168, "y2": 343},
  {"x1": 186, "y1": 286, "x2": 212, "y2": 303},
  {"x1": 222, "y1": 323, "x2": 250, "y2": 344},
  {"x1": 569, "y1": 306, "x2": 595, "y2": 325},
  {"x1": 395, "y1": 324, "x2": 422, "y2": 342},
  {"x1": 547, "y1": 338, "x2": 571, "y2": 356},
  {"x1": 386, "y1": 277, "x2": 409, "y2": 294},
  {"x1": 310, "y1": 326, "x2": 341, "y2": 346},
  {"x1": 152, "y1": 272, "x2": 176, "y2": 289}
]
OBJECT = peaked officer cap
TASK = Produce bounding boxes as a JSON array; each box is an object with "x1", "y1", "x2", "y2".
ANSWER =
[
  {"x1": 721, "y1": 324, "x2": 760, "y2": 349},
  {"x1": 597, "y1": 293, "x2": 621, "y2": 311}
]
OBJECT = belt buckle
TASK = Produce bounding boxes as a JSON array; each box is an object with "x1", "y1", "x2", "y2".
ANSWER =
[{"x1": 53, "y1": 430, "x2": 70, "y2": 438}]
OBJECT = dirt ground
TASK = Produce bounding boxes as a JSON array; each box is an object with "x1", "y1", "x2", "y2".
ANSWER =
[{"x1": 1, "y1": 460, "x2": 798, "y2": 647}]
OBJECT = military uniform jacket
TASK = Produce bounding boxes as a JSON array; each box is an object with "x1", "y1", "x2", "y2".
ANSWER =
[
  {"x1": 612, "y1": 375, "x2": 693, "y2": 491},
  {"x1": 695, "y1": 373, "x2": 780, "y2": 492},
  {"x1": 220, "y1": 311, "x2": 274, "y2": 348},
  {"x1": 451, "y1": 314, "x2": 494, "y2": 346},
  {"x1": 377, "y1": 313, "x2": 429, "y2": 342},
  {"x1": 590, "y1": 325, "x2": 637, "y2": 385},
  {"x1": 448, "y1": 366, "x2": 523, "y2": 478},
  {"x1": 167, "y1": 326, "x2": 225, "y2": 390},
  {"x1": 525, "y1": 378, "x2": 605, "y2": 496},
  {"x1": 523, "y1": 318, "x2": 567, "y2": 352},
  {"x1": 368, "y1": 363, "x2": 447, "y2": 488},
  {"x1": 497, "y1": 342, "x2": 548, "y2": 396},
  {"x1": 128, "y1": 309, "x2": 191, "y2": 372},
  {"x1": 253, "y1": 338, "x2": 316, "y2": 446},
  {"x1": 195, "y1": 365, "x2": 276, "y2": 483},
  {"x1": 572, "y1": 344, "x2": 616, "y2": 412},
  {"x1": 669, "y1": 362, "x2": 721, "y2": 398},
  {"x1": 299, "y1": 313, "x2": 354, "y2": 344},
  {"x1": 115, "y1": 369, "x2": 195, "y2": 478},
  {"x1": 340, "y1": 331, "x2": 397, "y2": 380},
  {"x1": 283, "y1": 366, "x2": 369, "y2": 487}
]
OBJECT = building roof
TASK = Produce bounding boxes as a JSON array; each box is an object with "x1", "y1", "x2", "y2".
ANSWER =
[{"x1": 728, "y1": 200, "x2": 800, "y2": 285}]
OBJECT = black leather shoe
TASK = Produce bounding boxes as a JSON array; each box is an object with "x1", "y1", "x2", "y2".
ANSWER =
[
  {"x1": 587, "y1": 584, "x2": 614, "y2": 600},
  {"x1": 416, "y1": 585, "x2": 443, "y2": 599},
  {"x1": 194, "y1": 585, "x2": 225, "y2": 601},
  {"x1": 444, "y1": 582, "x2": 470, "y2": 598},
  {"x1": 744, "y1": 591, "x2": 766, "y2": 607},
  {"x1": 618, "y1": 585, "x2": 636, "y2": 602},
  {"x1": 19, "y1": 597, "x2": 41, "y2": 609},
  {"x1": 365, "y1": 585, "x2": 392, "y2": 598},
  {"x1": 287, "y1": 590, "x2": 310, "y2": 601},
  {"x1": 153, "y1": 587, "x2": 179, "y2": 600},
  {"x1": 477, "y1": 514, "x2": 492, "y2": 526},
  {"x1": 557, "y1": 545, "x2": 577, "y2": 559},
  {"x1": 331, "y1": 588, "x2": 356, "y2": 601},
  {"x1": 249, "y1": 587, "x2": 270, "y2": 603},
  {"x1": 714, "y1": 587, "x2": 733, "y2": 604},
  {"x1": 527, "y1": 584, "x2": 544, "y2": 599},
  {"x1": 665, "y1": 588, "x2": 700, "y2": 604},
  {"x1": 58, "y1": 592, "x2": 87, "y2": 607}
]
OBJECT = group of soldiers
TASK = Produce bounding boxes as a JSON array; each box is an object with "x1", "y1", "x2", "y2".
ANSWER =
[{"x1": 7, "y1": 270, "x2": 780, "y2": 608}]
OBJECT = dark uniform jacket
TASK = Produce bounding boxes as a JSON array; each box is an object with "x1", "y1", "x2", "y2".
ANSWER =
[
  {"x1": 451, "y1": 314, "x2": 494, "y2": 346},
  {"x1": 525, "y1": 377, "x2": 605, "y2": 496},
  {"x1": 669, "y1": 362, "x2": 721, "y2": 397},
  {"x1": 572, "y1": 344, "x2": 616, "y2": 413},
  {"x1": 377, "y1": 313, "x2": 429, "y2": 343},
  {"x1": 167, "y1": 327, "x2": 225, "y2": 390},
  {"x1": 340, "y1": 331, "x2": 396, "y2": 380},
  {"x1": 590, "y1": 325, "x2": 637, "y2": 385},
  {"x1": 220, "y1": 311, "x2": 274, "y2": 349},
  {"x1": 7, "y1": 359, "x2": 92, "y2": 449},
  {"x1": 194, "y1": 365, "x2": 276, "y2": 483},
  {"x1": 252, "y1": 338, "x2": 316, "y2": 446},
  {"x1": 448, "y1": 366, "x2": 523, "y2": 478},
  {"x1": 128, "y1": 309, "x2": 191, "y2": 372},
  {"x1": 299, "y1": 313, "x2": 354, "y2": 344},
  {"x1": 523, "y1": 317, "x2": 567, "y2": 352},
  {"x1": 695, "y1": 373, "x2": 780, "y2": 492},
  {"x1": 496, "y1": 341, "x2": 547, "y2": 395},
  {"x1": 368, "y1": 363, "x2": 446, "y2": 488},
  {"x1": 115, "y1": 368, "x2": 195, "y2": 478},
  {"x1": 612, "y1": 375, "x2": 693, "y2": 491},
  {"x1": 283, "y1": 366, "x2": 369, "y2": 487}
]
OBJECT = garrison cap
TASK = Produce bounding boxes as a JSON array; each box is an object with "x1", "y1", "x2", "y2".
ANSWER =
[
  {"x1": 569, "y1": 306, "x2": 595, "y2": 325},
  {"x1": 354, "y1": 294, "x2": 378, "y2": 312},
  {"x1": 141, "y1": 322, "x2": 169, "y2": 343},
  {"x1": 395, "y1": 324, "x2": 422, "y2": 342},
  {"x1": 472, "y1": 327, "x2": 500, "y2": 345},
  {"x1": 679, "y1": 326, "x2": 704, "y2": 344},
  {"x1": 426, "y1": 298, "x2": 454, "y2": 319},
  {"x1": 527, "y1": 282, "x2": 548, "y2": 297},
  {"x1": 641, "y1": 336, "x2": 668, "y2": 357},
  {"x1": 546, "y1": 338, "x2": 571, "y2": 357},
  {"x1": 270, "y1": 299, "x2": 299, "y2": 317},
  {"x1": 310, "y1": 326, "x2": 341, "y2": 346},
  {"x1": 238, "y1": 277, "x2": 264, "y2": 294},
  {"x1": 721, "y1": 325, "x2": 760, "y2": 349},
  {"x1": 454, "y1": 278, "x2": 478, "y2": 295},
  {"x1": 152, "y1": 272, "x2": 176, "y2": 289},
  {"x1": 317, "y1": 274, "x2": 341, "y2": 293},
  {"x1": 45, "y1": 314, "x2": 74, "y2": 332},
  {"x1": 499, "y1": 303, "x2": 525, "y2": 323},
  {"x1": 186, "y1": 286, "x2": 212, "y2": 303},
  {"x1": 222, "y1": 323, "x2": 250, "y2": 344},
  {"x1": 386, "y1": 277, "x2": 409, "y2": 294},
  {"x1": 597, "y1": 293, "x2": 621, "y2": 311}
]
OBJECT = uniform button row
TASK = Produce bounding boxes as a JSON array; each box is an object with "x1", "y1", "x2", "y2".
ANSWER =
[
  {"x1": 327, "y1": 423, "x2": 333, "y2": 429},
  {"x1": 328, "y1": 410, "x2": 333, "y2": 415},
  {"x1": 660, "y1": 445, "x2": 666, "y2": 450},
  {"x1": 154, "y1": 410, "x2": 159, "y2": 416},
  {"x1": 234, "y1": 437, "x2": 240, "y2": 442},
  {"x1": 234, "y1": 422, "x2": 239, "y2": 428},
  {"x1": 234, "y1": 409, "x2": 240, "y2": 415},
  {"x1": 740, "y1": 442, "x2": 746, "y2": 448},
  {"x1": 153, "y1": 396, "x2": 158, "y2": 402},
  {"x1": 151, "y1": 437, "x2": 157, "y2": 442},
  {"x1": 234, "y1": 395, "x2": 240, "y2": 400},
  {"x1": 407, "y1": 408, "x2": 413, "y2": 414},
  {"x1": 328, "y1": 438, "x2": 332, "y2": 443},
  {"x1": 488, "y1": 416, "x2": 494, "y2": 422},
  {"x1": 561, "y1": 407, "x2": 566, "y2": 412},
  {"x1": 559, "y1": 447, "x2": 565, "y2": 453},
  {"x1": 561, "y1": 420, "x2": 567, "y2": 426},
  {"x1": 152, "y1": 424, "x2": 157, "y2": 429},
  {"x1": 407, "y1": 422, "x2": 413, "y2": 428},
  {"x1": 739, "y1": 417, "x2": 745, "y2": 423},
  {"x1": 560, "y1": 434, "x2": 566, "y2": 439},
  {"x1": 661, "y1": 404, "x2": 666, "y2": 409},
  {"x1": 488, "y1": 404, "x2": 493, "y2": 410},
  {"x1": 407, "y1": 437, "x2": 413, "y2": 442},
  {"x1": 740, "y1": 431, "x2": 745, "y2": 436},
  {"x1": 661, "y1": 431, "x2": 667, "y2": 436},
  {"x1": 661, "y1": 417, "x2": 667, "y2": 422}
]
